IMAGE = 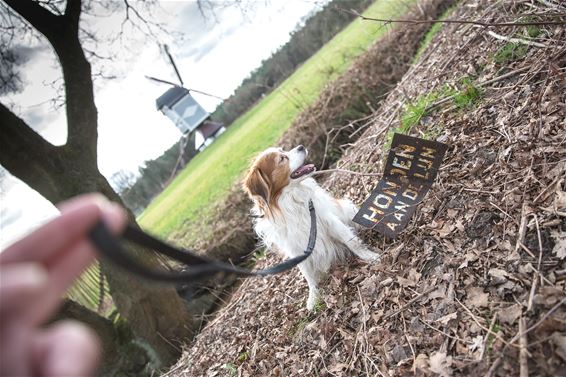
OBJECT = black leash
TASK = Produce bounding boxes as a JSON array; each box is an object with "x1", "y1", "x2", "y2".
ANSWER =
[{"x1": 88, "y1": 200, "x2": 316, "y2": 283}]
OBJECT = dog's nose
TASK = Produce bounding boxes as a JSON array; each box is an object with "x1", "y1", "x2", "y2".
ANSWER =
[{"x1": 297, "y1": 145, "x2": 305, "y2": 152}]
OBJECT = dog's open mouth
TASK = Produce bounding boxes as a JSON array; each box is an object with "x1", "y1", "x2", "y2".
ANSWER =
[{"x1": 291, "y1": 163, "x2": 316, "y2": 179}]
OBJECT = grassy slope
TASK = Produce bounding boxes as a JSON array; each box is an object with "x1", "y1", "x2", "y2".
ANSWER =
[{"x1": 139, "y1": 0, "x2": 414, "y2": 238}]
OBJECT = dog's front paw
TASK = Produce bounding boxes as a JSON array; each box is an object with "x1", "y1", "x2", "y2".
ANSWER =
[
  {"x1": 357, "y1": 249, "x2": 381, "y2": 263},
  {"x1": 306, "y1": 291, "x2": 319, "y2": 311}
]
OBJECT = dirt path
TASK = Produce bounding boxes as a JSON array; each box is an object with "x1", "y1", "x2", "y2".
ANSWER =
[{"x1": 166, "y1": 1, "x2": 565, "y2": 376}]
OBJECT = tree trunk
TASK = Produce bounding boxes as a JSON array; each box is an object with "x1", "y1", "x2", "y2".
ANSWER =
[
  {"x1": 0, "y1": 117, "x2": 193, "y2": 367},
  {"x1": 53, "y1": 162, "x2": 195, "y2": 367},
  {"x1": 0, "y1": 0, "x2": 194, "y2": 368}
]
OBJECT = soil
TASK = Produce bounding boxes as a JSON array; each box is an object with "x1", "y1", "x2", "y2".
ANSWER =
[{"x1": 165, "y1": 0, "x2": 565, "y2": 376}]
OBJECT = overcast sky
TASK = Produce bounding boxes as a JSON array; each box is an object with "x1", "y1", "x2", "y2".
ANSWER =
[{"x1": 0, "y1": 0, "x2": 328, "y2": 248}]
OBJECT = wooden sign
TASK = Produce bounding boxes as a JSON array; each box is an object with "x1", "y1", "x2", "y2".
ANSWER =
[{"x1": 353, "y1": 134, "x2": 448, "y2": 238}]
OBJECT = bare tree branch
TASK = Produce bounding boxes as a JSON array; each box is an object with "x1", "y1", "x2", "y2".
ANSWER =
[
  {"x1": 4, "y1": 0, "x2": 99, "y2": 159},
  {"x1": 0, "y1": 101, "x2": 66, "y2": 202},
  {"x1": 336, "y1": 7, "x2": 566, "y2": 27},
  {"x1": 3, "y1": 0, "x2": 62, "y2": 40}
]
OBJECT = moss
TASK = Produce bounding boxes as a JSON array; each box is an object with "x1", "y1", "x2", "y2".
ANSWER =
[
  {"x1": 238, "y1": 351, "x2": 249, "y2": 362},
  {"x1": 222, "y1": 363, "x2": 238, "y2": 375},
  {"x1": 486, "y1": 322, "x2": 501, "y2": 356},
  {"x1": 252, "y1": 248, "x2": 267, "y2": 262},
  {"x1": 494, "y1": 42, "x2": 529, "y2": 65},
  {"x1": 526, "y1": 25, "x2": 541, "y2": 38},
  {"x1": 313, "y1": 298, "x2": 327, "y2": 314}
]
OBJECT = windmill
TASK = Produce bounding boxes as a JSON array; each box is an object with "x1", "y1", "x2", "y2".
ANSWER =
[
  {"x1": 147, "y1": 45, "x2": 226, "y2": 180},
  {"x1": 148, "y1": 44, "x2": 224, "y2": 134}
]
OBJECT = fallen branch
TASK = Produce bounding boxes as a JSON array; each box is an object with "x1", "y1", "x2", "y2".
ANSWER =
[
  {"x1": 336, "y1": 7, "x2": 566, "y2": 27},
  {"x1": 426, "y1": 66, "x2": 531, "y2": 112},
  {"x1": 519, "y1": 317, "x2": 529, "y2": 377},
  {"x1": 485, "y1": 297, "x2": 566, "y2": 377},
  {"x1": 456, "y1": 297, "x2": 513, "y2": 348},
  {"x1": 486, "y1": 30, "x2": 547, "y2": 48}
]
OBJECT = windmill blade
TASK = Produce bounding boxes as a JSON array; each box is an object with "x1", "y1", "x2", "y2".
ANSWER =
[
  {"x1": 146, "y1": 75, "x2": 225, "y2": 101},
  {"x1": 188, "y1": 88, "x2": 224, "y2": 101},
  {"x1": 145, "y1": 75, "x2": 181, "y2": 88},
  {"x1": 163, "y1": 44, "x2": 184, "y2": 87}
]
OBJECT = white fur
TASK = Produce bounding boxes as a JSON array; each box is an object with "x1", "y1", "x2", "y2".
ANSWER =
[{"x1": 250, "y1": 146, "x2": 379, "y2": 310}]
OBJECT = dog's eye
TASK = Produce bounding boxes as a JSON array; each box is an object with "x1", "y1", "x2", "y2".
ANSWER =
[{"x1": 279, "y1": 155, "x2": 288, "y2": 163}]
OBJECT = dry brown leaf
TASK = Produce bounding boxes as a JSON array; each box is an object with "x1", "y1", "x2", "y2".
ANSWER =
[
  {"x1": 429, "y1": 351, "x2": 453, "y2": 377},
  {"x1": 550, "y1": 230, "x2": 566, "y2": 260},
  {"x1": 488, "y1": 268, "x2": 509, "y2": 285},
  {"x1": 499, "y1": 304, "x2": 522, "y2": 324},
  {"x1": 436, "y1": 312, "x2": 457, "y2": 325},
  {"x1": 555, "y1": 189, "x2": 566, "y2": 210},
  {"x1": 551, "y1": 332, "x2": 566, "y2": 361},
  {"x1": 398, "y1": 276, "x2": 416, "y2": 287},
  {"x1": 413, "y1": 353, "x2": 429, "y2": 373},
  {"x1": 465, "y1": 287, "x2": 489, "y2": 308}
]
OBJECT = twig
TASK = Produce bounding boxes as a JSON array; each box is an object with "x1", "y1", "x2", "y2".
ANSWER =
[
  {"x1": 519, "y1": 317, "x2": 529, "y2": 377},
  {"x1": 527, "y1": 263, "x2": 555, "y2": 287},
  {"x1": 455, "y1": 297, "x2": 513, "y2": 348},
  {"x1": 401, "y1": 312, "x2": 416, "y2": 366},
  {"x1": 479, "y1": 313, "x2": 498, "y2": 360},
  {"x1": 534, "y1": 215, "x2": 544, "y2": 287},
  {"x1": 485, "y1": 298, "x2": 566, "y2": 377},
  {"x1": 533, "y1": 173, "x2": 563, "y2": 203},
  {"x1": 486, "y1": 30, "x2": 547, "y2": 48},
  {"x1": 357, "y1": 286, "x2": 371, "y2": 376},
  {"x1": 419, "y1": 318, "x2": 465, "y2": 343},
  {"x1": 427, "y1": 67, "x2": 531, "y2": 112},
  {"x1": 336, "y1": 7, "x2": 566, "y2": 27},
  {"x1": 514, "y1": 203, "x2": 529, "y2": 254},
  {"x1": 489, "y1": 201, "x2": 520, "y2": 226},
  {"x1": 527, "y1": 214, "x2": 544, "y2": 311}
]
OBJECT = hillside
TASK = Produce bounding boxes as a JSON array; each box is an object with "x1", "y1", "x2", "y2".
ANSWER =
[
  {"x1": 139, "y1": 0, "x2": 420, "y2": 241},
  {"x1": 165, "y1": 0, "x2": 565, "y2": 376}
]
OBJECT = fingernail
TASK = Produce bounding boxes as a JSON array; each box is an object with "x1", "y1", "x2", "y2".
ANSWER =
[{"x1": 100, "y1": 201, "x2": 127, "y2": 233}]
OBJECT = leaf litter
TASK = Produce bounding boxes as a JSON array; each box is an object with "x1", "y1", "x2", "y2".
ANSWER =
[{"x1": 165, "y1": 0, "x2": 565, "y2": 375}]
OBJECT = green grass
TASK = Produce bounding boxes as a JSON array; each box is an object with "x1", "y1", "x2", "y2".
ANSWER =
[
  {"x1": 139, "y1": 0, "x2": 415, "y2": 239},
  {"x1": 384, "y1": 75, "x2": 484, "y2": 148},
  {"x1": 453, "y1": 77, "x2": 483, "y2": 109},
  {"x1": 399, "y1": 90, "x2": 447, "y2": 132}
]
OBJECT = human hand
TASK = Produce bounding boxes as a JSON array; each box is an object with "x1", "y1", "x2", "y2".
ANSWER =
[{"x1": 0, "y1": 194, "x2": 126, "y2": 376}]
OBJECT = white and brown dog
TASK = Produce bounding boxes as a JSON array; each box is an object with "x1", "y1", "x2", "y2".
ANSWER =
[{"x1": 243, "y1": 145, "x2": 379, "y2": 310}]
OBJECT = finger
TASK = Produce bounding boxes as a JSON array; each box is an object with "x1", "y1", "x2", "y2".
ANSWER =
[
  {"x1": 0, "y1": 193, "x2": 126, "y2": 265},
  {"x1": 22, "y1": 203, "x2": 126, "y2": 326},
  {"x1": 0, "y1": 263, "x2": 48, "y2": 317},
  {"x1": 0, "y1": 324, "x2": 33, "y2": 377},
  {"x1": 33, "y1": 321, "x2": 101, "y2": 377},
  {"x1": 45, "y1": 200, "x2": 126, "y2": 292}
]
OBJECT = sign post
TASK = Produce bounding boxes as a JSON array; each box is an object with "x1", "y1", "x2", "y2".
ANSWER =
[{"x1": 353, "y1": 134, "x2": 448, "y2": 238}]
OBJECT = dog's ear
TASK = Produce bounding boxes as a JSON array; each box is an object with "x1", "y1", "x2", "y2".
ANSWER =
[{"x1": 243, "y1": 168, "x2": 271, "y2": 205}]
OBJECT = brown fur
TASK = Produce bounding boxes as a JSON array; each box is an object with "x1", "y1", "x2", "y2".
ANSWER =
[{"x1": 243, "y1": 151, "x2": 290, "y2": 216}]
